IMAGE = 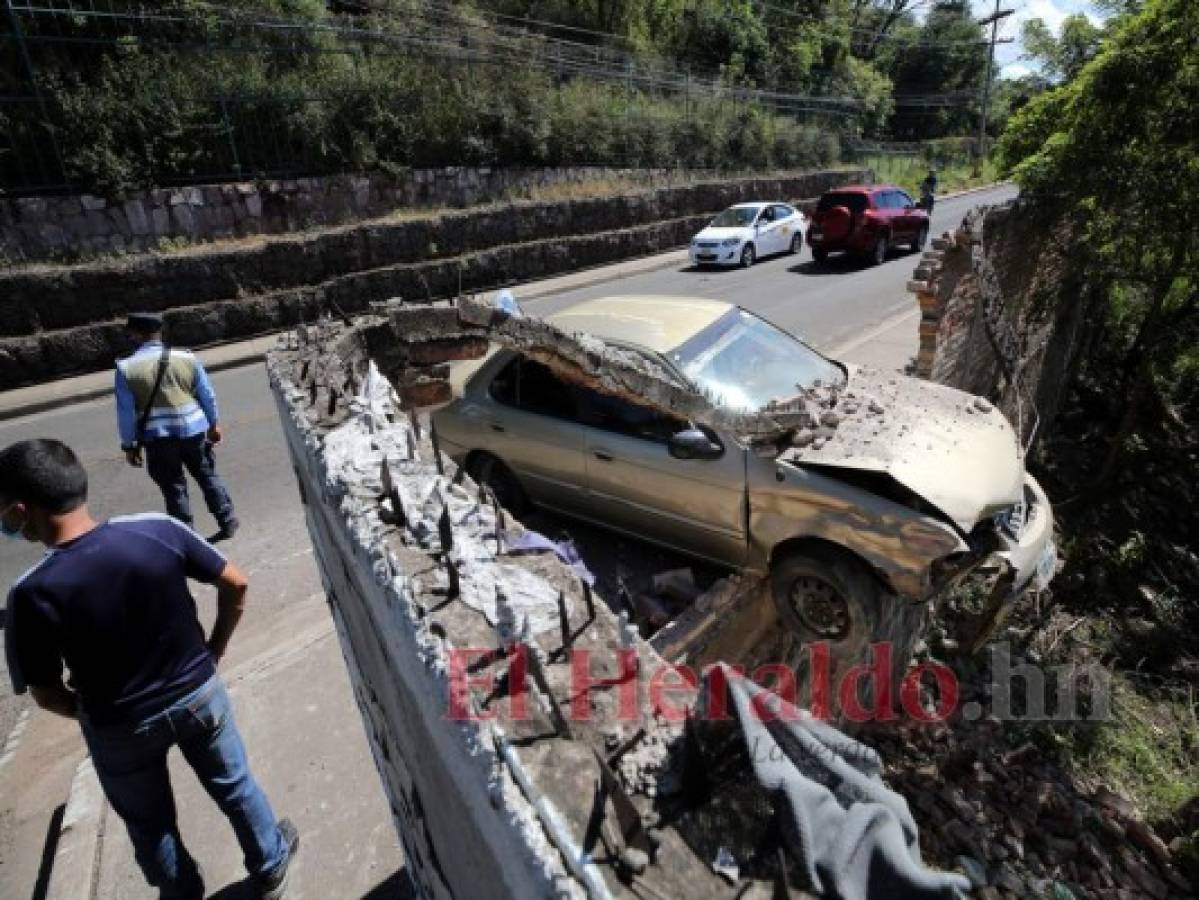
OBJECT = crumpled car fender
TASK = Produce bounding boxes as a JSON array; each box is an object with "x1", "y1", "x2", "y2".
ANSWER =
[{"x1": 747, "y1": 456, "x2": 967, "y2": 599}]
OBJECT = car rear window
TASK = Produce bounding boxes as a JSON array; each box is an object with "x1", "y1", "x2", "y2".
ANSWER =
[{"x1": 817, "y1": 193, "x2": 867, "y2": 214}]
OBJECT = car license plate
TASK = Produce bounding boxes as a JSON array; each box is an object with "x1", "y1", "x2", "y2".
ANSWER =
[
  {"x1": 810, "y1": 230, "x2": 822, "y2": 240},
  {"x1": 1034, "y1": 539, "x2": 1057, "y2": 589},
  {"x1": 698, "y1": 254, "x2": 716, "y2": 261}
]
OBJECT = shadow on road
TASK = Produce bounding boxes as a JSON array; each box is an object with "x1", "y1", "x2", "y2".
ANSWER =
[
  {"x1": 679, "y1": 264, "x2": 740, "y2": 275},
  {"x1": 206, "y1": 869, "x2": 415, "y2": 900},
  {"x1": 789, "y1": 250, "x2": 921, "y2": 277}
]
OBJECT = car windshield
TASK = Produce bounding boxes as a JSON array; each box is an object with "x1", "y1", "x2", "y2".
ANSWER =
[
  {"x1": 709, "y1": 206, "x2": 760, "y2": 228},
  {"x1": 817, "y1": 192, "x2": 868, "y2": 214},
  {"x1": 669, "y1": 308, "x2": 846, "y2": 412}
]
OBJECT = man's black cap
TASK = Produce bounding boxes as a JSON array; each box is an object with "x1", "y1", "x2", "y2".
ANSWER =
[{"x1": 126, "y1": 312, "x2": 164, "y2": 331}]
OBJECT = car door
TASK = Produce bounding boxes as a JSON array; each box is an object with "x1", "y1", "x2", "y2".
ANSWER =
[
  {"x1": 754, "y1": 206, "x2": 782, "y2": 256},
  {"x1": 482, "y1": 355, "x2": 589, "y2": 515},
  {"x1": 577, "y1": 386, "x2": 748, "y2": 567},
  {"x1": 773, "y1": 204, "x2": 799, "y2": 251},
  {"x1": 873, "y1": 190, "x2": 895, "y2": 239}
]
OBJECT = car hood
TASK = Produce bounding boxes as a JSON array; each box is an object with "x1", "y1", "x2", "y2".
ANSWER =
[
  {"x1": 781, "y1": 368, "x2": 1024, "y2": 532},
  {"x1": 693, "y1": 226, "x2": 752, "y2": 242}
]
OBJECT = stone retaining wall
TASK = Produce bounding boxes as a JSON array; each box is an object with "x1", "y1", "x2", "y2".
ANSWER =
[
  {"x1": 1, "y1": 167, "x2": 693, "y2": 263},
  {"x1": 908, "y1": 200, "x2": 1089, "y2": 452},
  {"x1": 0, "y1": 168, "x2": 867, "y2": 389}
]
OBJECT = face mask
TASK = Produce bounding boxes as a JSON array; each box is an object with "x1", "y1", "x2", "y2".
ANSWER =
[{"x1": 0, "y1": 504, "x2": 25, "y2": 540}]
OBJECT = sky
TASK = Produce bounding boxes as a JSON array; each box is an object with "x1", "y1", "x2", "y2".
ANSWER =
[{"x1": 968, "y1": 0, "x2": 1107, "y2": 78}]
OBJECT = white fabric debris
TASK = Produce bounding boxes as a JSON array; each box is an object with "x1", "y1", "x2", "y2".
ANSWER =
[{"x1": 712, "y1": 847, "x2": 739, "y2": 883}]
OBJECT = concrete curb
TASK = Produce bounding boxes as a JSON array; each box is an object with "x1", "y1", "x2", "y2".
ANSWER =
[
  {"x1": 937, "y1": 181, "x2": 1010, "y2": 202},
  {"x1": 0, "y1": 338, "x2": 275, "y2": 424},
  {"x1": 0, "y1": 251, "x2": 689, "y2": 423},
  {"x1": 46, "y1": 756, "x2": 106, "y2": 900}
]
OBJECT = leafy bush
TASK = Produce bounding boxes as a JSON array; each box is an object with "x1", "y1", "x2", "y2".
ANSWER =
[{"x1": 6, "y1": 3, "x2": 845, "y2": 196}]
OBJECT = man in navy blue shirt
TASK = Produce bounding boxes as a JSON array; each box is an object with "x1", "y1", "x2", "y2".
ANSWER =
[{"x1": 1, "y1": 439, "x2": 297, "y2": 899}]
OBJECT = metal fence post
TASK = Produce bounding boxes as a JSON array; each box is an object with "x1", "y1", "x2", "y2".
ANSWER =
[{"x1": 218, "y1": 95, "x2": 242, "y2": 176}]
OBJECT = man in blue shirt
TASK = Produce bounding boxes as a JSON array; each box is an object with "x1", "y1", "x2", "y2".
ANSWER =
[
  {"x1": 2, "y1": 439, "x2": 296, "y2": 899},
  {"x1": 115, "y1": 313, "x2": 239, "y2": 541}
]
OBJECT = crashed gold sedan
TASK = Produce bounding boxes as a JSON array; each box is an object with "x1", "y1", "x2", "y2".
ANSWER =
[{"x1": 430, "y1": 295, "x2": 1056, "y2": 683}]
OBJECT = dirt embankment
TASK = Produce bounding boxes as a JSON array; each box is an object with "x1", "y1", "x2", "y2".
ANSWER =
[{"x1": 0, "y1": 168, "x2": 865, "y2": 389}]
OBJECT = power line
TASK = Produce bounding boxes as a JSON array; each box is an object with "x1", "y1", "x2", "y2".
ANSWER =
[{"x1": 6, "y1": 2, "x2": 873, "y2": 114}]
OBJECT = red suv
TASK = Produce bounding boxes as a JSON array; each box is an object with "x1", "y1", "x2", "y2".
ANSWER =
[{"x1": 806, "y1": 185, "x2": 930, "y2": 266}]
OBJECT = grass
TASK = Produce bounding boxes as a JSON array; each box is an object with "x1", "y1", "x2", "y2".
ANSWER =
[
  {"x1": 1029, "y1": 674, "x2": 1199, "y2": 824},
  {"x1": 861, "y1": 153, "x2": 1002, "y2": 197},
  {"x1": 499, "y1": 174, "x2": 666, "y2": 204}
]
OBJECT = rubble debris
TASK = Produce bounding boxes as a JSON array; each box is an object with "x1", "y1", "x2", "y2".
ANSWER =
[
  {"x1": 327, "y1": 298, "x2": 930, "y2": 457},
  {"x1": 649, "y1": 575, "x2": 762, "y2": 664},
  {"x1": 650, "y1": 568, "x2": 700, "y2": 605}
]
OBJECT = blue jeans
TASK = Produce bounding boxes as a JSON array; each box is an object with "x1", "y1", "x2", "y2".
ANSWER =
[
  {"x1": 81, "y1": 675, "x2": 287, "y2": 896},
  {"x1": 145, "y1": 434, "x2": 236, "y2": 528}
]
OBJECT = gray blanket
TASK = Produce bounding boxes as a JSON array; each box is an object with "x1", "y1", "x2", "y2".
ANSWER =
[{"x1": 709, "y1": 664, "x2": 970, "y2": 899}]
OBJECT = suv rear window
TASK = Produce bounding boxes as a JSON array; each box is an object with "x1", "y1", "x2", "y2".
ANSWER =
[{"x1": 817, "y1": 192, "x2": 868, "y2": 214}]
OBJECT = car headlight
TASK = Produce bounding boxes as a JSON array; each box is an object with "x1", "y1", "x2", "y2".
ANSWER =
[{"x1": 721, "y1": 237, "x2": 741, "y2": 247}]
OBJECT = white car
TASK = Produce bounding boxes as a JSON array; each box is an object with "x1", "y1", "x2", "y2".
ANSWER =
[{"x1": 689, "y1": 202, "x2": 808, "y2": 268}]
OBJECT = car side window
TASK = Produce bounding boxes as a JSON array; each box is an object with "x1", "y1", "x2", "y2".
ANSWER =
[
  {"x1": 489, "y1": 357, "x2": 520, "y2": 406},
  {"x1": 517, "y1": 358, "x2": 578, "y2": 420},
  {"x1": 897, "y1": 191, "x2": 915, "y2": 209},
  {"x1": 758, "y1": 207, "x2": 774, "y2": 223},
  {"x1": 773, "y1": 204, "x2": 793, "y2": 219},
  {"x1": 490, "y1": 357, "x2": 578, "y2": 420},
  {"x1": 577, "y1": 387, "x2": 686, "y2": 444}
]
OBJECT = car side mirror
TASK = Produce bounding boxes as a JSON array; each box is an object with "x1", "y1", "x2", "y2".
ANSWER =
[{"x1": 668, "y1": 427, "x2": 723, "y2": 461}]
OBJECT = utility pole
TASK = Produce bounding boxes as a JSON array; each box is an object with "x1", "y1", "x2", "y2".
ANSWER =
[{"x1": 976, "y1": 0, "x2": 1015, "y2": 174}]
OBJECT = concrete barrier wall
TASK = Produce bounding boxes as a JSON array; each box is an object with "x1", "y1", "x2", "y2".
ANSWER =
[
  {"x1": 269, "y1": 358, "x2": 572, "y2": 899},
  {"x1": 267, "y1": 324, "x2": 740, "y2": 898},
  {"x1": 0, "y1": 168, "x2": 868, "y2": 389}
]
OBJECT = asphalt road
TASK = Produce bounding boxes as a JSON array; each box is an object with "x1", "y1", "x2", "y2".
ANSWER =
[{"x1": 526, "y1": 184, "x2": 1018, "y2": 350}]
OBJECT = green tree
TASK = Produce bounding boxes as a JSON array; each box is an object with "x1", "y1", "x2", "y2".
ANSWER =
[
  {"x1": 1020, "y1": 13, "x2": 1104, "y2": 83},
  {"x1": 998, "y1": 0, "x2": 1198, "y2": 483},
  {"x1": 886, "y1": 0, "x2": 988, "y2": 139}
]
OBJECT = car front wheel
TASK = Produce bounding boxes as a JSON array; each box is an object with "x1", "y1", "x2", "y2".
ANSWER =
[
  {"x1": 789, "y1": 233, "x2": 802, "y2": 255},
  {"x1": 811, "y1": 247, "x2": 828, "y2": 265},
  {"x1": 740, "y1": 243, "x2": 755, "y2": 268},
  {"x1": 770, "y1": 547, "x2": 926, "y2": 718}
]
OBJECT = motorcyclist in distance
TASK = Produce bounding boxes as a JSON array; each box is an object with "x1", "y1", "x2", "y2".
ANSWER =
[{"x1": 919, "y1": 168, "x2": 938, "y2": 213}]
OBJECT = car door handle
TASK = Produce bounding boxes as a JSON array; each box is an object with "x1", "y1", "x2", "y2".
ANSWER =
[
  {"x1": 490, "y1": 422, "x2": 506, "y2": 433},
  {"x1": 593, "y1": 450, "x2": 614, "y2": 462}
]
